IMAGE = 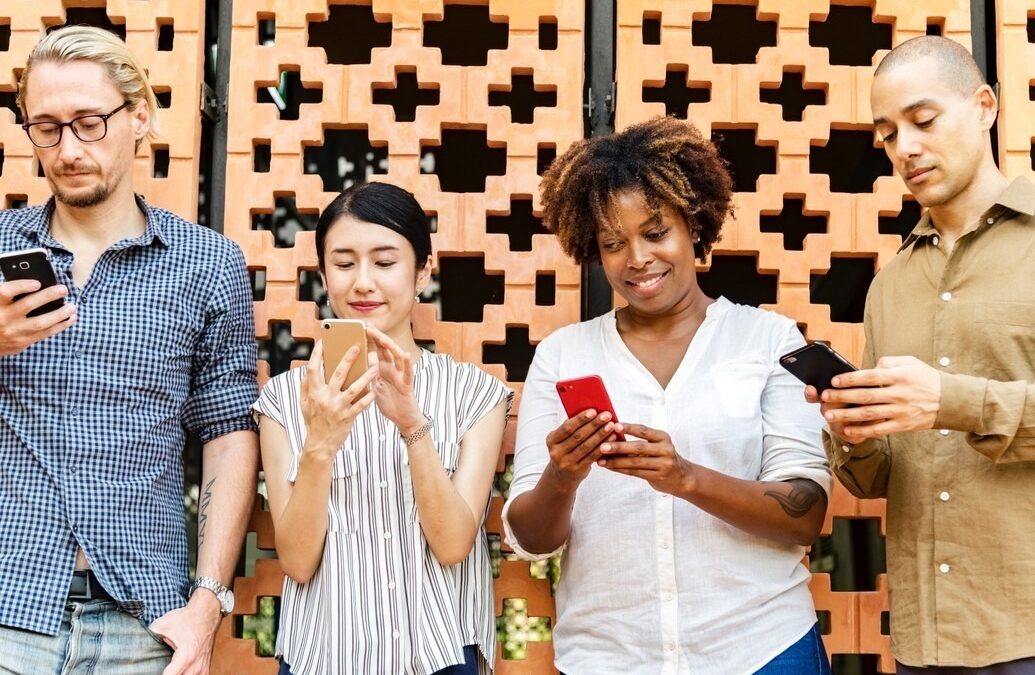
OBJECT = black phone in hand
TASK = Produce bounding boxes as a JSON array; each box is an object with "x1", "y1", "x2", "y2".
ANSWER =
[
  {"x1": 779, "y1": 342, "x2": 857, "y2": 393},
  {"x1": 0, "y1": 248, "x2": 65, "y2": 317}
]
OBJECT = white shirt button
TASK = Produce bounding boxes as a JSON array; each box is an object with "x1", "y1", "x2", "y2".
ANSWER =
[
  {"x1": 842, "y1": 444, "x2": 851, "y2": 453},
  {"x1": 660, "y1": 541, "x2": 670, "y2": 550},
  {"x1": 939, "y1": 491, "x2": 950, "y2": 502},
  {"x1": 938, "y1": 356, "x2": 950, "y2": 367},
  {"x1": 986, "y1": 217, "x2": 994, "y2": 225},
  {"x1": 392, "y1": 630, "x2": 400, "y2": 640},
  {"x1": 665, "y1": 642, "x2": 676, "y2": 652},
  {"x1": 388, "y1": 581, "x2": 396, "y2": 590},
  {"x1": 941, "y1": 291, "x2": 952, "y2": 302},
  {"x1": 939, "y1": 429, "x2": 950, "y2": 436},
  {"x1": 382, "y1": 531, "x2": 391, "y2": 540},
  {"x1": 939, "y1": 563, "x2": 951, "y2": 574},
  {"x1": 379, "y1": 481, "x2": 388, "y2": 488},
  {"x1": 662, "y1": 592, "x2": 674, "y2": 601},
  {"x1": 932, "y1": 235, "x2": 940, "y2": 246},
  {"x1": 378, "y1": 434, "x2": 386, "y2": 441}
]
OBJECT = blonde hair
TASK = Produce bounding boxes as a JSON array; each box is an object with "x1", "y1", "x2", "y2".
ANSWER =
[{"x1": 17, "y1": 25, "x2": 162, "y2": 143}]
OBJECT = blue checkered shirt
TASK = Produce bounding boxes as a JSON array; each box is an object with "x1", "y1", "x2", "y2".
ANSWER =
[{"x1": 0, "y1": 196, "x2": 258, "y2": 635}]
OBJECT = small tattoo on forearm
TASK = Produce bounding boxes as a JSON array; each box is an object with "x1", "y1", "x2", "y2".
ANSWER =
[
  {"x1": 198, "y1": 477, "x2": 216, "y2": 546},
  {"x1": 764, "y1": 479, "x2": 822, "y2": 519}
]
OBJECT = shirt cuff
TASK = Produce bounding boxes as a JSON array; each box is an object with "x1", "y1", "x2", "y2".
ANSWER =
[
  {"x1": 934, "y1": 372, "x2": 987, "y2": 433},
  {"x1": 199, "y1": 416, "x2": 258, "y2": 444},
  {"x1": 500, "y1": 492, "x2": 565, "y2": 562}
]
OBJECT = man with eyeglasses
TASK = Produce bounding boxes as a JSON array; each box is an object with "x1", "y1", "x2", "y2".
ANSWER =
[
  {"x1": 805, "y1": 36, "x2": 1035, "y2": 673},
  {"x1": 0, "y1": 26, "x2": 258, "y2": 675}
]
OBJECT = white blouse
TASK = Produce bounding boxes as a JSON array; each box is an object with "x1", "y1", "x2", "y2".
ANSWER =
[
  {"x1": 254, "y1": 351, "x2": 512, "y2": 675},
  {"x1": 503, "y1": 297, "x2": 830, "y2": 675}
]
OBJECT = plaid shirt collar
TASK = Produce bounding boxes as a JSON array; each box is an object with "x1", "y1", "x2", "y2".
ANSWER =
[{"x1": 28, "y1": 193, "x2": 171, "y2": 252}]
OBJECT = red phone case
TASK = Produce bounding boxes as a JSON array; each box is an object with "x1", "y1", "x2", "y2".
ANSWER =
[{"x1": 555, "y1": 375, "x2": 626, "y2": 441}]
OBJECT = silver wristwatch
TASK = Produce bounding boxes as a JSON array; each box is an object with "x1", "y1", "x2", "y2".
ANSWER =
[{"x1": 190, "y1": 576, "x2": 235, "y2": 616}]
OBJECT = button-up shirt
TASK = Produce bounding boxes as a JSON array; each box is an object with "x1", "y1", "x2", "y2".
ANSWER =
[
  {"x1": 504, "y1": 298, "x2": 830, "y2": 675},
  {"x1": 824, "y1": 177, "x2": 1035, "y2": 667},
  {"x1": 0, "y1": 196, "x2": 258, "y2": 635}
]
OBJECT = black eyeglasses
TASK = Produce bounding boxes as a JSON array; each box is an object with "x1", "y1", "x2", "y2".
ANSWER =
[{"x1": 22, "y1": 101, "x2": 133, "y2": 149}]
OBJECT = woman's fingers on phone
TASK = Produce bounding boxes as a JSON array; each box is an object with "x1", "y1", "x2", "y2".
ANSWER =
[
  {"x1": 343, "y1": 364, "x2": 378, "y2": 401},
  {"x1": 573, "y1": 421, "x2": 615, "y2": 462},
  {"x1": 328, "y1": 345, "x2": 361, "y2": 391}
]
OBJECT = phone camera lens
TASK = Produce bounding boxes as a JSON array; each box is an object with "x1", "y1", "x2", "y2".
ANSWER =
[
  {"x1": 18, "y1": 262, "x2": 30, "y2": 270},
  {"x1": 785, "y1": 357, "x2": 797, "y2": 364}
]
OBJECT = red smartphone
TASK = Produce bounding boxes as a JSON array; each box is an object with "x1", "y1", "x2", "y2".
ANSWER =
[{"x1": 555, "y1": 375, "x2": 626, "y2": 441}]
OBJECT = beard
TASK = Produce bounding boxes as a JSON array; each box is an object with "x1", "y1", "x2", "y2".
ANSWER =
[{"x1": 54, "y1": 182, "x2": 112, "y2": 208}]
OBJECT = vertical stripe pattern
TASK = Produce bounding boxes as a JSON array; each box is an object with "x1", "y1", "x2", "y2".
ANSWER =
[{"x1": 253, "y1": 351, "x2": 511, "y2": 675}]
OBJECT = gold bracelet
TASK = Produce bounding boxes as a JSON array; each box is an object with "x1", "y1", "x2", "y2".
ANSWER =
[{"x1": 401, "y1": 416, "x2": 433, "y2": 447}]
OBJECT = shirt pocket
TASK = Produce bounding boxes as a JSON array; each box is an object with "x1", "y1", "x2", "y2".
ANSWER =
[
  {"x1": 973, "y1": 302, "x2": 1035, "y2": 380},
  {"x1": 710, "y1": 360, "x2": 770, "y2": 419},
  {"x1": 327, "y1": 448, "x2": 361, "y2": 533}
]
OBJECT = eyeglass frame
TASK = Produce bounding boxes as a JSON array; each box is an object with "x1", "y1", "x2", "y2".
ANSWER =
[{"x1": 21, "y1": 100, "x2": 134, "y2": 149}]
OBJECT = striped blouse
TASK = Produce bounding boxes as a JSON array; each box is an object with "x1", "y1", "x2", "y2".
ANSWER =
[{"x1": 253, "y1": 351, "x2": 512, "y2": 675}]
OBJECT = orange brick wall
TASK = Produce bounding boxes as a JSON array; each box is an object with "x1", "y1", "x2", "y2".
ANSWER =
[{"x1": 3, "y1": 1, "x2": 1031, "y2": 673}]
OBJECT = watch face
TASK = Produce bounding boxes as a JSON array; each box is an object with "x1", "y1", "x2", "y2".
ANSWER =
[{"x1": 221, "y1": 588, "x2": 235, "y2": 614}]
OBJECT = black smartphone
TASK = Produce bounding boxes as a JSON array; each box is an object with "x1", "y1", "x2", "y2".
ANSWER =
[
  {"x1": 0, "y1": 248, "x2": 65, "y2": 318},
  {"x1": 779, "y1": 342, "x2": 857, "y2": 393}
]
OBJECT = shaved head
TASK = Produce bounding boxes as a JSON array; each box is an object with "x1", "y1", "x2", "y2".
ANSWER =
[{"x1": 874, "y1": 36, "x2": 985, "y2": 96}]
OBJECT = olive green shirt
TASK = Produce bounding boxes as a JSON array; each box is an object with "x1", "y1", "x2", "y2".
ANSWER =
[{"x1": 824, "y1": 176, "x2": 1035, "y2": 668}]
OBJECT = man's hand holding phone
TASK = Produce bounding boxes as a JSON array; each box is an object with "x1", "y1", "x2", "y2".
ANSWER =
[
  {"x1": 807, "y1": 355, "x2": 941, "y2": 444},
  {"x1": 0, "y1": 279, "x2": 76, "y2": 357}
]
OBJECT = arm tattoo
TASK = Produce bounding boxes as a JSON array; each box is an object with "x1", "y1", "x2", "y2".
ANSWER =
[
  {"x1": 764, "y1": 479, "x2": 823, "y2": 519},
  {"x1": 198, "y1": 477, "x2": 216, "y2": 546}
]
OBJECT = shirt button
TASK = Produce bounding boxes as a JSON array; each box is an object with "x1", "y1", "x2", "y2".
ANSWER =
[
  {"x1": 931, "y1": 235, "x2": 940, "y2": 246},
  {"x1": 941, "y1": 291, "x2": 952, "y2": 302},
  {"x1": 939, "y1": 563, "x2": 951, "y2": 574},
  {"x1": 665, "y1": 642, "x2": 676, "y2": 652},
  {"x1": 388, "y1": 581, "x2": 396, "y2": 590},
  {"x1": 986, "y1": 217, "x2": 994, "y2": 225},
  {"x1": 392, "y1": 630, "x2": 400, "y2": 640},
  {"x1": 69, "y1": 465, "x2": 78, "y2": 474},
  {"x1": 939, "y1": 429, "x2": 950, "y2": 436},
  {"x1": 841, "y1": 444, "x2": 851, "y2": 453},
  {"x1": 70, "y1": 407, "x2": 79, "y2": 416},
  {"x1": 663, "y1": 592, "x2": 674, "y2": 601},
  {"x1": 660, "y1": 541, "x2": 670, "y2": 550},
  {"x1": 378, "y1": 434, "x2": 386, "y2": 441},
  {"x1": 379, "y1": 481, "x2": 388, "y2": 489},
  {"x1": 382, "y1": 531, "x2": 391, "y2": 540},
  {"x1": 72, "y1": 524, "x2": 79, "y2": 533},
  {"x1": 939, "y1": 491, "x2": 950, "y2": 502},
  {"x1": 938, "y1": 356, "x2": 950, "y2": 367}
]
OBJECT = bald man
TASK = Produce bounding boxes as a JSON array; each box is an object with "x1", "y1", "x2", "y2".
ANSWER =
[{"x1": 805, "y1": 37, "x2": 1035, "y2": 673}]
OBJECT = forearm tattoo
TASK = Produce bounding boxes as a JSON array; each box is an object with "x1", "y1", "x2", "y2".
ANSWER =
[
  {"x1": 764, "y1": 479, "x2": 823, "y2": 519},
  {"x1": 198, "y1": 477, "x2": 216, "y2": 546}
]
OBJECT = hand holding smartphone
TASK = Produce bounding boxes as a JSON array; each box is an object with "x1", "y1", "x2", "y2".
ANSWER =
[
  {"x1": 555, "y1": 375, "x2": 626, "y2": 441},
  {"x1": 779, "y1": 342, "x2": 857, "y2": 393},
  {"x1": 320, "y1": 319, "x2": 369, "y2": 390},
  {"x1": 0, "y1": 248, "x2": 65, "y2": 318}
]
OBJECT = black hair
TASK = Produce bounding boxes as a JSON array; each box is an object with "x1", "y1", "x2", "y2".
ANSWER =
[
  {"x1": 874, "y1": 36, "x2": 986, "y2": 97},
  {"x1": 315, "y1": 181, "x2": 433, "y2": 270}
]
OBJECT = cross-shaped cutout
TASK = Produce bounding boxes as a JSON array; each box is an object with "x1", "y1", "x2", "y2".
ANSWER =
[
  {"x1": 760, "y1": 71, "x2": 826, "y2": 122},
  {"x1": 497, "y1": 597, "x2": 552, "y2": 660},
  {"x1": 420, "y1": 130, "x2": 507, "y2": 193},
  {"x1": 642, "y1": 68, "x2": 710, "y2": 118},
  {"x1": 62, "y1": 8, "x2": 126, "y2": 40},
  {"x1": 810, "y1": 257, "x2": 876, "y2": 323},
  {"x1": 810, "y1": 130, "x2": 892, "y2": 193},
  {"x1": 486, "y1": 198, "x2": 549, "y2": 251},
  {"x1": 693, "y1": 4, "x2": 776, "y2": 64},
  {"x1": 372, "y1": 71, "x2": 440, "y2": 122},
  {"x1": 810, "y1": 6, "x2": 891, "y2": 67},
  {"x1": 483, "y1": 326, "x2": 537, "y2": 382},
  {"x1": 259, "y1": 321, "x2": 314, "y2": 377},
  {"x1": 488, "y1": 74, "x2": 557, "y2": 124},
  {"x1": 696, "y1": 254, "x2": 778, "y2": 307},
  {"x1": 878, "y1": 199, "x2": 921, "y2": 241},
  {"x1": 437, "y1": 256, "x2": 504, "y2": 322},
  {"x1": 0, "y1": 23, "x2": 10, "y2": 51},
  {"x1": 809, "y1": 517, "x2": 886, "y2": 591},
  {"x1": 251, "y1": 194, "x2": 318, "y2": 248},
  {"x1": 309, "y1": 5, "x2": 392, "y2": 65},
  {"x1": 424, "y1": 5, "x2": 508, "y2": 67},
  {"x1": 257, "y1": 70, "x2": 322, "y2": 121},
  {"x1": 303, "y1": 127, "x2": 388, "y2": 192},
  {"x1": 759, "y1": 197, "x2": 827, "y2": 250},
  {"x1": 236, "y1": 595, "x2": 279, "y2": 657},
  {"x1": 0, "y1": 90, "x2": 18, "y2": 124}
]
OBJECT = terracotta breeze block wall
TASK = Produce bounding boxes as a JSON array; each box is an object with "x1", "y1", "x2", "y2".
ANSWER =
[
  {"x1": 213, "y1": 1, "x2": 583, "y2": 672},
  {"x1": 0, "y1": 1, "x2": 205, "y2": 216},
  {"x1": 617, "y1": 1, "x2": 971, "y2": 672},
  {"x1": 997, "y1": 0, "x2": 1035, "y2": 180}
]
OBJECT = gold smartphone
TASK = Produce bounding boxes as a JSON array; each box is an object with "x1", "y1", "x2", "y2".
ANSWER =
[{"x1": 320, "y1": 319, "x2": 368, "y2": 389}]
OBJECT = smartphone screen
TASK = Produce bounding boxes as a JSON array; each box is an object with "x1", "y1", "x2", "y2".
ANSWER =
[
  {"x1": 320, "y1": 319, "x2": 368, "y2": 389},
  {"x1": 779, "y1": 342, "x2": 857, "y2": 393},
  {"x1": 0, "y1": 248, "x2": 65, "y2": 318},
  {"x1": 555, "y1": 375, "x2": 626, "y2": 441}
]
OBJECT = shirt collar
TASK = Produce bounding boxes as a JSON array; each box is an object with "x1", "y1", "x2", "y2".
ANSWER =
[
  {"x1": 29, "y1": 194, "x2": 169, "y2": 250},
  {"x1": 897, "y1": 176, "x2": 1035, "y2": 252}
]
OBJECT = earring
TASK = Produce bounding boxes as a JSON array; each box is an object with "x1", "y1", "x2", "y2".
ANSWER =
[{"x1": 415, "y1": 289, "x2": 423, "y2": 302}]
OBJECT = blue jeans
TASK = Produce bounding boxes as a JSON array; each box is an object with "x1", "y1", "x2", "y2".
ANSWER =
[
  {"x1": 0, "y1": 600, "x2": 172, "y2": 674},
  {"x1": 754, "y1": 623, "x2": 831, "y2": 674},
  {"x1": 279, "y1": 645, "x2": 480, "y2": 675}
]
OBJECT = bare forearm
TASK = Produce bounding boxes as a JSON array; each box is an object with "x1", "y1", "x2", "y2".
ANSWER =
[
  {"x1": 505, "y1": 464, "x2": 579, "y2": 556},
  {"x1": 197, "y1": 431, "x2": 259, "y2": 584},
  {"x1": 406, "y1": 435, "x2": 480, "y2": 565},
  {"x1": 273, "y1": 450, "x2": 335, "y2": 582},
  {"x1": 678, "y1": 467, "x2": 826, "y2": 546}
]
